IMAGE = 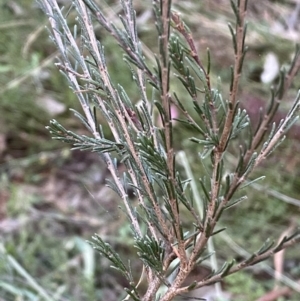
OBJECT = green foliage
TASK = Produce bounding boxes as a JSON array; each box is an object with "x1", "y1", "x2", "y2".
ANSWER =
[
  {"x1": 225, "y1": 271, "x2": 267, "y2": 300},
  {"x1": 6, "y1": 184, "x2": 39, "y2": 217},
  {"x1": 35, "y1": 0, "x2": 300, "y2": 300}
]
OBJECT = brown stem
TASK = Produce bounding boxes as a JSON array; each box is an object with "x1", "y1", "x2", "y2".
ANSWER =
[
  {"x1": 219, "y1": 0, "x2": 247, "y2": 152},
  {"x1": 244, "y1": 52, "x2": 300, "y2": 165},
  {"x1": 173, "y1": 233, "x2": 300, "y2": 296},
  {"x1": 159, "y1": 0, "x2": 188, "y2": 264}
]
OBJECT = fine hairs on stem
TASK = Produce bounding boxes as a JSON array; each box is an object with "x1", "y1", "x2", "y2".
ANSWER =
[{"x1": 39, "y1": 0, "x2": 300, "y2": 300}]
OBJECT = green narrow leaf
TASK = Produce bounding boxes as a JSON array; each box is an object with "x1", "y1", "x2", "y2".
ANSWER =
[
  {"x1": 257, "y1": 238, "x2": 274, "y2": 255},
  {"x1": 221, "y1": 259, "x2": 235, "y2": 277},
  {"x1": 228, "y1": 23, "x2": 237, "y2": 54},
  {"x1": 224, "y1": 195, "x2": 247, "y2": 210},
  {"x1": 206, "y1": 47, "x2": 211, "y2": 75},
  {"x1": 229, "y1": 65, "x2": 234, "y2": 91},
  {"x1": 240, "y1": 176, "x2": 265, "y2": 189},
  {"x1": 211, "y1": 227, "x2": 226, "y2": 237},
  {"x1": 230, "y1": 0, "x2": 240, "y2": 25}
]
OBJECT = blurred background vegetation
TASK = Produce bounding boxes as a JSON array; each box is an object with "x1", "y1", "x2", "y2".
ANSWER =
[{"x1": 0, "y1": 0, "x2": 300, "y2": 300}]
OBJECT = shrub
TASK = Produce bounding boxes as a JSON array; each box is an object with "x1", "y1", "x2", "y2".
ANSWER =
[{"x1": 39, "y1": 0, "x2": 300, "y2": 300}]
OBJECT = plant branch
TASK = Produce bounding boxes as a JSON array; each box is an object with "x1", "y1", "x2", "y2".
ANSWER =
[
  {"x1": 219, "y1": 0, "x2": 247, "y2": 152},
  {"x1": 244, "y1": 46, "x2": 300, "y2": 165},
  {"x1": 171, "y1": 231, "x2": 300, "y2": 296}
]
